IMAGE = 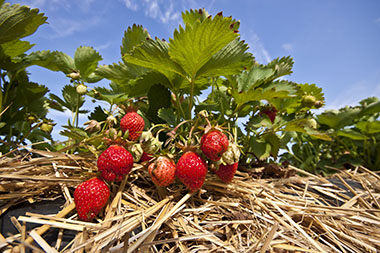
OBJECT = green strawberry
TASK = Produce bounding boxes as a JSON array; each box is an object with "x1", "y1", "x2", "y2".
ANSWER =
[
  {"x1": 176, "y1": 151, "x2": 208, "y2": 191},
  {"x1": 74, "y1": 177, "x2": 110, "y2": 221}
]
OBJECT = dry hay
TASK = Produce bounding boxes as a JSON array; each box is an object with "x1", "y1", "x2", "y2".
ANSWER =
[{"x1": 1, "y1": 149, "x2": 380, "y2": 252}]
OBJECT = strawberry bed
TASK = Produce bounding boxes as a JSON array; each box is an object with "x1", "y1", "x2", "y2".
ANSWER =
[{"x1": 1, "y1": 149, "x2": 380, "y2": 252}]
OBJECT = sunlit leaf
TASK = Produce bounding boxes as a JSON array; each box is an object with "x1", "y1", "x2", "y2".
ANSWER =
[
  {"x1": 123, "y1": 38, "x2": 185, "y2": 78},
  {"x1": 74, "y1": 46, "x2": 102, "y2": 79},
  {"x1": 356, "y1": 121, "x2": 380, "y2": 134},
  {"x1": 169, "y1": 13, "x2": 238, "y2": 78},
  {"x1": 1, "y1": 39, "x2": 34, "y2": 57},
  {"x1": 0, "y1": 3, "x2": 47, "y2": 43},
  {"x1": 121, "y1": 24, "x2": 150, "y2": 56}
]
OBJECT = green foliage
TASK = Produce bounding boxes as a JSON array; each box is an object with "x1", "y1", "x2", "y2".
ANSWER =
[
  {"x1": 0, "y1": 2, "x2": 47, "y2": 43},
  {"x1": 281, "y1": 97, "x2": 380, "y2": 172},
  {"x1": 0, "y1": 2, "x2": 55, "y2": 153}
]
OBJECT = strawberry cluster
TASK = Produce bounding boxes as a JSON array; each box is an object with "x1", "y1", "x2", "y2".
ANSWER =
[
  {"x1": 74, "y1": 110, "x2": 145, "y2": 221},
  {"x1": 74, "y1": 108, "x2": 242, "y2": 221}
]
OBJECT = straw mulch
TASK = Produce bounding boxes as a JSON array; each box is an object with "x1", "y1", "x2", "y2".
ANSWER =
[{"x1": 1, "y1": 149, "x2": 380, "y2": 252}]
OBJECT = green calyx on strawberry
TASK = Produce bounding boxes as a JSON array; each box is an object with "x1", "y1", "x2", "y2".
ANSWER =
[
  {"x1": 200, "y1": 128, "x2": 229, "y2": 162},
  {"x1": 128, "y1": 143, "x2": 144, "y2": 162},
  {"x1": 97, "y1": 145, "x2": 134, "y2": 182},
  {"x1": 120, "y1": 109, "x2": 145, "y2": 141},
  {"x1": 103, "y1": 128, "x2": 128, "y2": 147},
  {"x1": 140, "y1": 130, "x2": 162, "y2": 155},
  {"x1": 301, "y1": 95, "x2": 317, "y2": 108},
  {"x1": 74, "y1": 177, "x2": 110, "y2": 221},
  {"x1": 260, "y1": 105, "x2": 277, "y2": 123},
  {"x1": 148, "y1": 156, "x2": 176, "y2": 187},
  {"x1": 176, "y1": 151, "x2": 208, "y2": 192}
]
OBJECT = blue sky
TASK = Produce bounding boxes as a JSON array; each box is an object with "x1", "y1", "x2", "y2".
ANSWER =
[{"x1": 9, "y1": 0, "x2": 380, "y2": 138}]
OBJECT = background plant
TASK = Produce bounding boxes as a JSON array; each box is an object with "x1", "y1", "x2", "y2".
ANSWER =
[
  {"x1": 280, "y1": 97, "x2": 380, "y2": 173},
  {"x1": 0, "y1": 1, "x2": 54, "y2": 153}
]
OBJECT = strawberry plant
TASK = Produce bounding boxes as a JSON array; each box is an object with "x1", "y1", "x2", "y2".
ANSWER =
[
  {"x1": 0, "y1": 1, "x2": 55, "y2": 152},
  {"x1": 281, "y1": 97, "x2": 380, "y2": 173}
]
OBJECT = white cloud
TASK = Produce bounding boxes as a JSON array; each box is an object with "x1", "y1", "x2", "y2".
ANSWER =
[
  {"x1": 244, "y1": 32, "x2": 271, "y2": 64},
  {"x1": 120, "y1": 0, "x2": 183, "y2": 24},
  {"x1": 122, "y1": 0, "x2": 139, "y2": 11},
  {"x1": 375, "y1": 17, "x2": 380, "y2": 23},
  {"x1": 94, "y1": 41, "x2": 113, "y2": 51},
  {"x1": 46, "y1": 17, "x2": 101, "y2": 39},
  {"x1": 18, "y1": 0, "x2": 70, "y2": 11},
  {"x1": 282, "y1": 43, "x2": 293, "y2": 52},
  {"x1": 325, "y1": 80, "x2": 380, "y2": 110}
]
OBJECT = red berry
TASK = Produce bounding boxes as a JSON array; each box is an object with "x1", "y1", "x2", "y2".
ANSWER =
[
  {"x1": 200, "y1": 130, "x2": 229, "y2": 161},
  {"x1": 215, "y1": 162, "x2": 239, "y2": 183},
  {"x1": 74, "y1": 177, "x2": 110, "y2": 221},
  {"x1": 120, "y1": 111, "x2": 145, "y2": 141},
  {"x1": 97, "y1": 145, "x2": 134, "y2": 182},
  {"x1": 148, "y1": 156, "x2": 176, "y2": 187},
  {"x1": 260, "y1": 106, "x2": 277, "y2": 123},
  {"x1": 176, "y1": 151, "x2": 208, "y2": 191},
  {"x1": 140, "y1": 152, "x2": 153, "y2": 162}
]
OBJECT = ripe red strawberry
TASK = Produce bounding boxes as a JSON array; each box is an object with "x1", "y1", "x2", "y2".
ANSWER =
[
  {"x1": 148, "y1": 156, "x2": 176, "y2": 187},
  {"x1": 200, "y1": 129, "x2": 229, "y2": 161},
  {"x1": 140, "y1": 151, "x2": 153, "y2": 162},
  {"x1": 176, "y1": 151, "x2": 208, "y2": 191},
  {"x1": 260, "y1": 106, "x2": 277, "y2": 123},
  {"x1": 120, "y1": 111, "x2": 145, "y2": 141},
  {"x1": 215, "y1": 162, "x2": 239, "y2": 183},
  {"x1": 97, "y1": 145, "x2": 134, "y2": 182},
  {"x1": 74, "y1": 177, "x2": 110, "y2": 221}
]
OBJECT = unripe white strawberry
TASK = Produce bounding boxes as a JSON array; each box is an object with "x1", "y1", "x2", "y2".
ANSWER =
[{"x1": 221, "y1": 142, "x2": 241, "y2": 165}]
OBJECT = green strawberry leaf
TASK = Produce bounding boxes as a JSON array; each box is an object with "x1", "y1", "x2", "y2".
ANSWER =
[
  {"x1": 284, "y1": 119, "x2": 332, "y2": 141},
  {"x1": 60, "y1": 126, "x2": 88, "y2": 141},
  {"x1": 123, "y1": 38, "x2": 185, "y2": 78},
  {"x1": 74, "y1": 46, "x2": 102, "y2": 79},
  {"x1": 360, "y1": 100, "x2": 380, "y2": 116},
  {"x1": 168, "y1": 13, "x2": 238, "y2": 78},
  {"x1": 182, "y1": 8, "x2": 210, "y2": 26},
  {"x1": 88, "y1": 105, "x2": 108, "y2": 121},
  {"x1": 158, "y1": 108, "x2": 176, "y2": 126},
  {"x1": 0, "y1": 3, "x2": 47, "y2": 43},
  {"x1": 356, "y1": 121, "x2": 380, "y2": 134},
  {"x1": 263, "y1": 133, "x2": 281, "y2": 158},
  {"x1": 50, "y1": 85, "x2": 85, "y2": 112},
  {"x1": 196, "y1": 39, "x2": 253, "y2": 77},
  {"x1": 147, "y1": 84, "x2": 172, "y2": 123},
  {"x1": 317, "y1": 108, "x2": 361, "y2": 130},
  {"x1": 297, "y1": 83, "x2": 324, "y2": 101},
  {"x1": 1, "y1": 39, "x2": 34, "y2": 58},
  {"x1": 249, "y1": 137, "x2": 271, "y2": 160},
  {"x1": 336, "y1": 129, "x2": 368, "y2": 140},
  {"x1": 126, "y1": 71, "x2": 173, "y2": 97},
  {"x1": 95, "y1": 62, "x2": 138, "y2": 85},
  {"x1": 24, "y1": 50, "x2": 75, "y2": 74},
  {"x1": 237, "y1": 67, "x2": 274, "y2": 92},
  {"x1": 266, "y1": 56, "x2": 294, "y2": 80},
  {"x1": 88, "y1": 86, "x2": 128, "y2": 106},
  {"x1": 233, "y1": 80, "x2": 293, "y2": 109},
  {"x1": 121, "y1": 24, "x2": 150, "y2": 56}
]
